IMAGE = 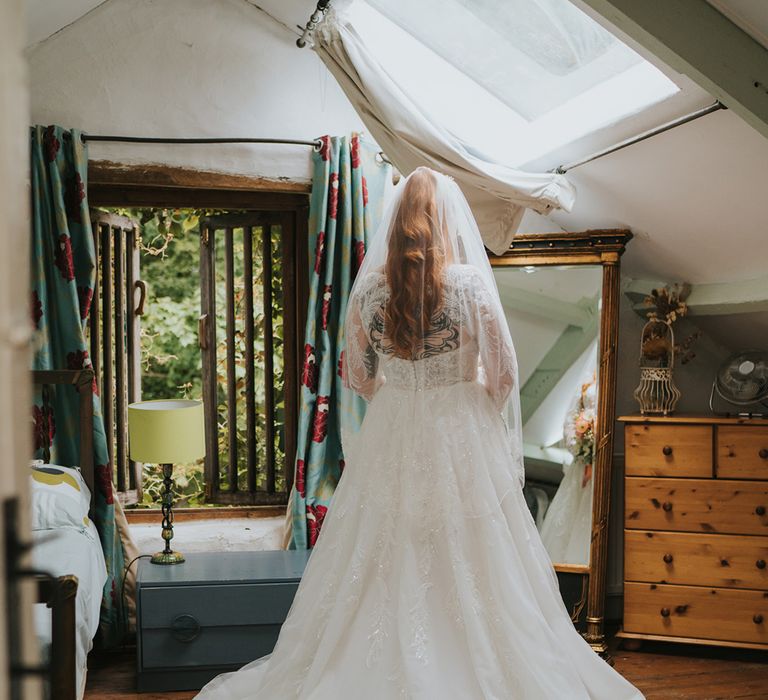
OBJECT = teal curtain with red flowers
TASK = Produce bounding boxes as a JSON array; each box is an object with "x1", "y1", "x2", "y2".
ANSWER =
[
  {"x1": 288, "y1": 134, "x2": 391, "y2": 549},
  {"x1": 30, "y1": 125, "x2": 128, "y2": 647}
]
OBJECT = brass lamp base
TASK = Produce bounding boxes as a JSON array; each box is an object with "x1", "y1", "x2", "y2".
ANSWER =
[
  {"x1": 151, "y1": 550, "x2": 185, "y2": 565},
  {"x1": 149, "y1": 462, "x2": 185, "y2": 565}
]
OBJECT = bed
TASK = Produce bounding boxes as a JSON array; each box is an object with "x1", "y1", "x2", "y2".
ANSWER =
[{"x1": 31, "y1": 369, "x2": 107, "y2": 700}]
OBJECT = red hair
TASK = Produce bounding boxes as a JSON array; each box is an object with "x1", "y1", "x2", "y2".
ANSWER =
[{"x1": 385, "y1": 168, "x2": 446, "y2": 358}]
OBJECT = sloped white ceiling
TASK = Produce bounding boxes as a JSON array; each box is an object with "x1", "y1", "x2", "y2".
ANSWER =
[
  {"x1": 27, "y1": 0, "x2": 367, "y2": 183},
  {"x1": 543, "y1": 107, "x2": 768, "y2": 285},
  {"x1": 26, "y1": 1, "x2": 768, "y2": 52},
  {"x1": 23, "y1": 0, "x2": 309, "y2": 47},
  {"x1": 244, "y1": 0, "x2": 309, "y2": 34},
  {"x1": 25, "y1": 0, "x2": 106, "y2": 46}
]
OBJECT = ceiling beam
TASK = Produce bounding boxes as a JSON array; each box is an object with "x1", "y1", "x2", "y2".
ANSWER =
[
  {"x1": 576, "y1": 0, "x2": 768, "y2": 140},
  {"x1": 496, "y1": 284, "x2": 597, "y2": 328},
  {"x1": 520, "y1": 319, "x2": 598, "y2": 425},
  {"x1": 626, "y1": 276, "x2": 768, "y2": 317}
]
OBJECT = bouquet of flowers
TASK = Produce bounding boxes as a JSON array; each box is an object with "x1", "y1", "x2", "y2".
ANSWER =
[
  {"x1": 571, "y1": 409, "x2": 595, "y2": 465},
  {"x1": 564, "y1": 379, "x2": 596, "y2": 487}
]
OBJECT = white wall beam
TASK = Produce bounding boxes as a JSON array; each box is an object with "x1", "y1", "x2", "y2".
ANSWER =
[
  {"x1": 577, "y1": 0, "x2": 768, "y2": 140},
  {"x1": 626, "y1": 276, "x2": 768, "y2": 316},
  {"x1": 496, "y1": 283, "x2": 597, "y2": 328}
]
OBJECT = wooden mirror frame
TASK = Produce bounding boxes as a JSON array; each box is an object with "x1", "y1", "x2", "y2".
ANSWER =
[{"x1": 488, "y1": 229, "x2": 632, "y2": 655}]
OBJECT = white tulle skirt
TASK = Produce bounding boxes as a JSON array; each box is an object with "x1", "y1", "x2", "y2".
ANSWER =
[
  {"x1": 541, "y1": 460, "x2": 594, "y2": 566},
  {"x1": 196, "y1": 381, "x2": 643, "y2": 699}
]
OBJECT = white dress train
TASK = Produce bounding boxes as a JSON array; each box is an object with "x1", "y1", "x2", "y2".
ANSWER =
[
  {"x1": 541, "y1": 377, "x2": 597, "y2": 565},
  {"x1": 196, "y1": 270, "x2": 643, "y2": 700}
]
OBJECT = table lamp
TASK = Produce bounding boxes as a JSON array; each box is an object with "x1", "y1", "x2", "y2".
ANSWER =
[{"x1": 128, "y1": 399, "x2": 205, "y2": 564}]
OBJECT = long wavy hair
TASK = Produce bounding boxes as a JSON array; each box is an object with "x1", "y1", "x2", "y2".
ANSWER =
[{"x1": 385, "y1": 168, "x2": 447, "y2": 358}]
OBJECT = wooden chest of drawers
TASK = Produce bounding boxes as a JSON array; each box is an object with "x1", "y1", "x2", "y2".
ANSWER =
[{"x1": 618, "y1": 415, "x2": 768, "y2": 650}]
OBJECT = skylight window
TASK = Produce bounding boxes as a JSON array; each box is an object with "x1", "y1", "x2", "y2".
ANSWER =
[{"x1": 353, "y1": 0, "x2": 681, "y2": 167}]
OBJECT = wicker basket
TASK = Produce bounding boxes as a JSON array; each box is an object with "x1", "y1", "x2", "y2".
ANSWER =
[{"x1": 634, "y1": 320, "x2": 681, "y2": 415}]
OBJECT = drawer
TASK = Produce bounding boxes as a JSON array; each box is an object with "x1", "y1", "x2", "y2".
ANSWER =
[
  {"x1": 717, "y1": 426, "x2": 768, "y2": 480},
  {"x1": 625, "y1": 530, "x2": 768, "y2": 588},
  {"x1": 624, "y1": 582, "x2": 768, "y2": 645},
  {"x1": 140, "y1": 582, "x2": 299, "y2": 630},
  {"x1": 625, "y1": 424, "x2": 712, "y2": 477},
  {"x1": 139, "y1": 582, "x2": 300, "y2": 670},
  {"x1": 625, "y1": 477, "x2": 768, "y2": 535},
  {"x1": 141, "y1": 622, "x2": 284, "y2": 670}
]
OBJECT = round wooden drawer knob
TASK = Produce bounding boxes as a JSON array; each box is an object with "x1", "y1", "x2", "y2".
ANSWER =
[
  {"x1": 760, "y1": 448, "x2": 768, "y2": 459},
  {"x1": 660, "y1": 607, "x2": 671, "y2": 618},
  {"x1": 662, "y1": 445, "x2": 673, "y2": 456},
  {"x1": 662, "y1": 501, "x2": 673, "y2": 512},
  {"x1": 171, "y1": 614, "x2": 201, "y2": 643},
  {"x1": 757, "y1": 559, "x2": 766, "y2": 570},
  {"x1": 754, "y1": 614, "x2": 764, "y2": 625},
  {"x1": 663, "y1": 553, "x2": 674, "y2": 564},
  {"x1": 757, "y1": 506, "x2": 767, "y2": 516}
]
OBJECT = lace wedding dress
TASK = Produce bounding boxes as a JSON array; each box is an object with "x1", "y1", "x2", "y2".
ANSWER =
[
  {"x1": 541, "y1": 377, "x2": 597, "y2": 565},
  {"x1": 196, "y1": 267, "x2": 643, "y2": 700}
]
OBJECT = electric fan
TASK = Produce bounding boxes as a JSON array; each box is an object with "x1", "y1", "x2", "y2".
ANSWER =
[{"x1": 710, "y1": 350, "x2": 768, "y2": 417}]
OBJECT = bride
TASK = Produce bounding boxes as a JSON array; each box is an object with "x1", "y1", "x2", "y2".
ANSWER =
[{"x1": 196, "y1": 167, "x2": 643, "y2": 699}]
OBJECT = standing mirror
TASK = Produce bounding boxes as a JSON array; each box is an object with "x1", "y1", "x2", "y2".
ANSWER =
[{"x1": 489, "y1": 229, "x2": 631, "y2": 655}]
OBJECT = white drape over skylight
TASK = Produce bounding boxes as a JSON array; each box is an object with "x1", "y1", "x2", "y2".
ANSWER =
[
  {"x1": 314, "y1": 0, "x2": 683, "y2": 251},
  {"x1": 350, "y1": 0, "x2": 680, "y2": 167}
]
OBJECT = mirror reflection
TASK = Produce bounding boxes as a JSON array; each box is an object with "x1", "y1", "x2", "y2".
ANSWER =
[{"x1": 492, "y1": 265, "x2": 602, "y2": 566}]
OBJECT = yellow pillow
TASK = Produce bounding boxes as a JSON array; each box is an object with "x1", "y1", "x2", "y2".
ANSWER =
[{"x1": 29, "y1": 464, "x2": 91, "y2": 530}]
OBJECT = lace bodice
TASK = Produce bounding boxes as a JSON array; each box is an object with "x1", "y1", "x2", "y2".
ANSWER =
[
  {"x1": 347, "y1": 265, "x2": 503, "y2": 394},
  {"x1": 381, "y1": 346, "x2": 479, "y2": 391}
]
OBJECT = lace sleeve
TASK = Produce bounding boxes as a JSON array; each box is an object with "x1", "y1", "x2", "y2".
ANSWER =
[
  {"x1": 466, "y1": 268, "x2": 516, "y2": 411},
  {"x1": 343, "y1": 273, "x2": 383, "y2": 402}
]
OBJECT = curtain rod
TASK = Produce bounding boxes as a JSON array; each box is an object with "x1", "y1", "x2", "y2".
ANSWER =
[
  {"x1": 81, "y1": 134, "x2": 322, "y2": 148},
  {"x1": 79, "y1": 133, "x2": 393, "y2": 164},
  {"x1": 297, "y1": 0, "x2": 331, "y2": 48},
  {"x1": 553, "y1": 101, "x2": 726, "y2": 174}
]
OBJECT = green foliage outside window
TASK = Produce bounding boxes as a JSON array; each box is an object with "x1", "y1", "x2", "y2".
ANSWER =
[{"x1": 101, "y1": 208, "x2": 286, "y2": 507}]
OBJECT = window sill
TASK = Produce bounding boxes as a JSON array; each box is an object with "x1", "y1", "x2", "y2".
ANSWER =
[{"x1": 124, "y1": 505, "x2": 286, "y2": 524}]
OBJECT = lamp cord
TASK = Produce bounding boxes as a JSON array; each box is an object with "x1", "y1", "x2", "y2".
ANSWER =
[{"x1": 120, "y1": 553, "x2": 152, "y2": 647}]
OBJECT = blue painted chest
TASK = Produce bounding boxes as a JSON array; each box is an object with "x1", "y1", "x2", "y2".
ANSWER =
[{"x1": 136, "y1": 549, "x2": 312, "y2": 692}]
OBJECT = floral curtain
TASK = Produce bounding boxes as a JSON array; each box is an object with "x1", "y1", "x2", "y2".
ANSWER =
[
  {"x1": 288, "y1": 133, "x2": 391, "y2": 549},
  {"x1": 30, "y1": 125, "x2": 129, "y2": 647}
]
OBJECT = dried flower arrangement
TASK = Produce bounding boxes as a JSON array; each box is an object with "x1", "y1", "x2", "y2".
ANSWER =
[
  {"x1": 643, "y1": 283, "x2": 690, "y2": 324},
  {"x1": 640, "y1": 283, "x2": 701, "y2": 366}
]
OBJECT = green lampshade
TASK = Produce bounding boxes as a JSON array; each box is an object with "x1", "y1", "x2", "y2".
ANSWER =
[{"x1": 127, "y1": 400, "x2": 205, "y2": 464}]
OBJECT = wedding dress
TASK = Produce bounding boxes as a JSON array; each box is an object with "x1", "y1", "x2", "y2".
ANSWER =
[
  {"x1": 541, "y1": 374, "x2": 597, "y2": 565},
  {"x1": 196, "y1": 168, "x2": 643, "y2": 700}
]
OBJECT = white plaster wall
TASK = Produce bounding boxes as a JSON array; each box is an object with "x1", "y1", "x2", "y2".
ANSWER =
[
  {"x1": 27, "y1": 0, "x2": 368, "y2": 183},
  {"x1": 613, "y1": 293, "x2": 729, "y2": 451}
]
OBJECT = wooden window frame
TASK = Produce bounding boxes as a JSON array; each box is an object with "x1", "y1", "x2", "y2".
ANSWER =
[
  {"x1": 88, "y1": 211, "x2": 144, "y2": 505},
  {"x1": 199, "y1": 212, "x2": 299, "y2": 505},
  {"x1": 88, "y1": 164, "x2": 310, "y2": 508}
]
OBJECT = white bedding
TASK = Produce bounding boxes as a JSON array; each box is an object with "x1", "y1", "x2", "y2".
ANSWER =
[{"x1": 32, "y1": 520, "x2": 107, "y2": 700}]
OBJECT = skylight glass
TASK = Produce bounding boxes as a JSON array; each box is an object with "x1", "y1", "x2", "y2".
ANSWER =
[
  {"x1": 353, "y1": 0, "x2": 681, "y2": 167},
  {"x1": 366, "y1": 0, "x2": 644, "y2": 121}
]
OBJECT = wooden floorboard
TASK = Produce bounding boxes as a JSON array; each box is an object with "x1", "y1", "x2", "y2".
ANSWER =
[
  {"x1": 610, "y1": 641, "x2": 768, "y2": 700},
  {"x1": 85, "y1": 651, "x2": 195, "y2": 700},
  {"x1": 86, "y1": 641, "x2": 768, "y2": 699}
]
